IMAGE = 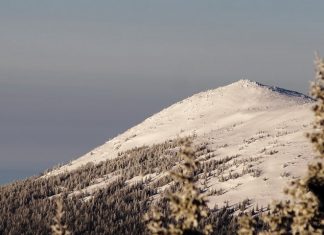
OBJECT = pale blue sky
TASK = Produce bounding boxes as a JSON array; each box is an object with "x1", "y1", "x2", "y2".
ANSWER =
[{"x1": 0, "y1": 1, "x2": 324, "y2": 184}]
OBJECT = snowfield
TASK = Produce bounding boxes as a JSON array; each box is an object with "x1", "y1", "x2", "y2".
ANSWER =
[{"x1": 48, "y1": 80, "x2": 315, "y2": 208}]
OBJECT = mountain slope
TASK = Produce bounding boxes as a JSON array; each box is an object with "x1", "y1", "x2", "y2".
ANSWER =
[
  {"x1": 0, "y1": 80, "x2": 316, "y2": 235},
  {"x1": 49, "y1": 80, "x2": 314, "y2": 207}
]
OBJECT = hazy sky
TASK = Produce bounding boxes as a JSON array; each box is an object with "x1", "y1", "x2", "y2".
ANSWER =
[{"x1": 1, "y1": 1, "x2": 324, "y2": 184}]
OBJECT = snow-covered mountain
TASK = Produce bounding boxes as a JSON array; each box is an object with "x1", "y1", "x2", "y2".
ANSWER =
[{"x1": 48, "y1": 80, "x2": 315, "y2": 207}]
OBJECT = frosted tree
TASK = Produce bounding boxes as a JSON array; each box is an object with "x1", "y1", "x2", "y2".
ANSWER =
[
  {"x1": 51, "y1": 199, "x2": 71, "y2": 235},
  {"x1": 239, "y1": 56, "x2": 324, "y2": 235},
  {"x1": 145, "y1": 139, "x2": 212, "y2": 235}
]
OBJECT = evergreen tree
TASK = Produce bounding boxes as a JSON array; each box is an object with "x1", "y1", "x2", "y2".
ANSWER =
[
  {"x1": 51, "y1": 199, "x2": 71, "y2": 235},
  {"x1": 145, "y1": 139, "x2": 212, "y2": 235}
]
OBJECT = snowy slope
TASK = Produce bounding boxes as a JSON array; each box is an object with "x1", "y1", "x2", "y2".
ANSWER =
[{"x1": 48, "y1": 80, "x2": 315, "y2": 207}]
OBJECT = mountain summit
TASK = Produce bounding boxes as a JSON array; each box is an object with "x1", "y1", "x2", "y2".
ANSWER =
[{"x1": 49, "y1": 80, "x2": 313, "y2": 207}]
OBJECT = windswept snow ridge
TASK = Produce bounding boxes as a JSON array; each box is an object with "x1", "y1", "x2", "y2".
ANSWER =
[{"x1": 48, "y1": 80, "x2": 315, "y2": 207}]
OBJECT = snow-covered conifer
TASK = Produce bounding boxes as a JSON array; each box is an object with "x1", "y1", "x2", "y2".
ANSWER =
[{"x1": 145, "y1": 139, "x2": 212, "y2": 235}]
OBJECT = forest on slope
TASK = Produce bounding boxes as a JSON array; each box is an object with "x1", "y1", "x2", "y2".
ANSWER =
[{"x1": 0, "y1": 138, "x2": 247, "y2": 234}]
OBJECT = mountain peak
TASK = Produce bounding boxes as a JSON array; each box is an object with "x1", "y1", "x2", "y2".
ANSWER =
[
  {"x1": 47, "y1": 79, "x2": 314, "y2": 208},
  {"x1": 50, "y1": 79, "x2": 313, "y2": 175},
  {"x1": 231, "y1": 79, "x2": 260, "y2": 88},
  {"x1": 223, "y1": 79, "x2": 312, "y2": 101}
]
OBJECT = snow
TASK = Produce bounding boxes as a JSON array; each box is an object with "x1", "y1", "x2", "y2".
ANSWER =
[{"x1": 47, "y1": 79, "x2": 315, "y2": 207}]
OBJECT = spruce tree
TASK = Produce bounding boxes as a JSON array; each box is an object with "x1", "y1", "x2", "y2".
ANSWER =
[
  {"x1": 145, "y1": 139, "x2": 212, "y2": 235},
  {"x1": 51, "y1": 199, "x2": 71, "y2": 235}
]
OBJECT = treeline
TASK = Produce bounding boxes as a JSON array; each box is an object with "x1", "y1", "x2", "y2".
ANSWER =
[{"x1": 0, "y1": 138, "x2": 242, "y2": 235}]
